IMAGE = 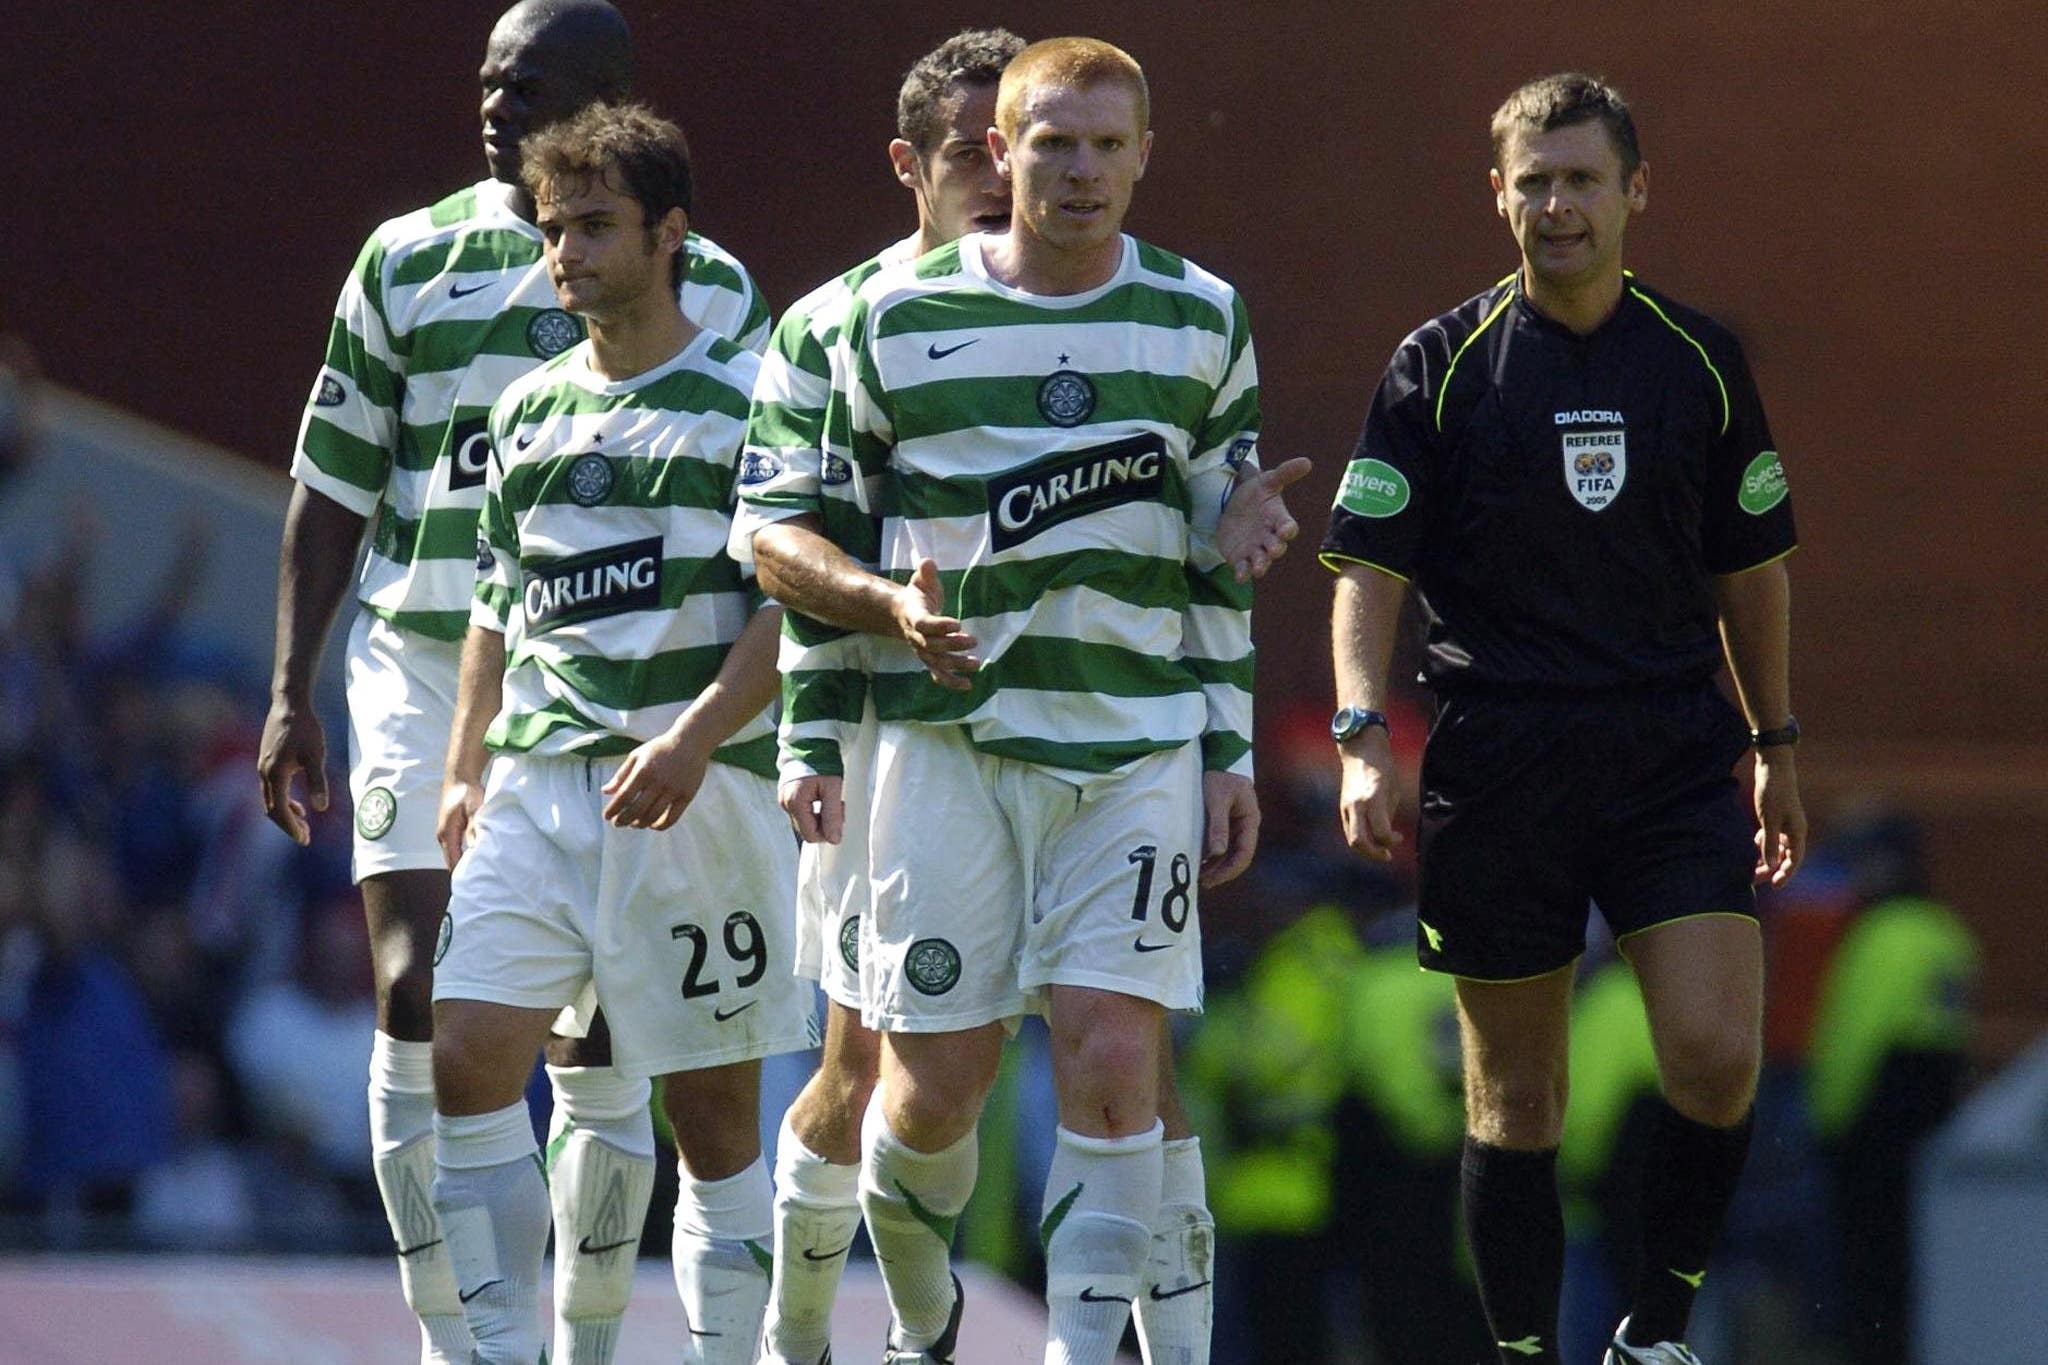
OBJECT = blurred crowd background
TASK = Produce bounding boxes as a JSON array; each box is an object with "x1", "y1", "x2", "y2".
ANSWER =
[{"x1": 0, "y1": 338, "x2": 2002, "y2": 1363}]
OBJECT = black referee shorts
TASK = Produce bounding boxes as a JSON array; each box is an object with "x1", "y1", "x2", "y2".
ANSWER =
[{"x1": 1414, "y1": 681, "x2": 1758, "y2": 981}]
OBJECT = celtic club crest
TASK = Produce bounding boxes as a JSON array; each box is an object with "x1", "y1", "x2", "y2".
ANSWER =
[{"x1": 904, "y1": 937, "x2": 962, "y2": 996}]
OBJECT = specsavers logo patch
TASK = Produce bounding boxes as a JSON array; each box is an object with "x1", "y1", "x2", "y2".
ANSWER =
[
  {"x1": 1739, "y1": 451, "x2": 1788, "y2": 515},
  {"x1": 1336, "y1": 458, "x2": 1409, "y2": 518}
]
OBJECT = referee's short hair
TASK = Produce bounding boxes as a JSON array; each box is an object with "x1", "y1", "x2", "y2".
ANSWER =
[
  {"x1": 897, "y1": 28, "x2": 1028, "y2": 153},
  {"x1": 524, "y1": 102, "x2": 693, "y2": 290},
  {"x1": 1490, "y1": 73, "x2": 1641, "y2": 179}
]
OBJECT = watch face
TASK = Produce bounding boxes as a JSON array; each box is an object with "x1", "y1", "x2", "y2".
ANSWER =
[{"x1": 1331, "y1": 707, "x2": 1358, "y2": 741}]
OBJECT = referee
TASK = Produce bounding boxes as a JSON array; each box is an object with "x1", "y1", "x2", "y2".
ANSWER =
[{"x1": 1321, "y1": 74, "x2": 1804, "y2": 1365}]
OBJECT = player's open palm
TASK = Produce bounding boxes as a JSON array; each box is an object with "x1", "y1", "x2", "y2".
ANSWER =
[
  {"x1": 892, "y1": 556, "x2": 979, "y2": 690},
  {"x1": 257, "y1": 702, "x2": 328, "y2": 846},
  {"x1": 1216, "y1": 456, "x2": 1312, "y2": 582},
  {"x1": 603, "y1": 726, "x2": 712, "y2": 830}
]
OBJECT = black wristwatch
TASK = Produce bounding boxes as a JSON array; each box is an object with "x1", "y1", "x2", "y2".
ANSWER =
[
  {"x1": 1331, "y1": 706, "x2": 1389, "y2": 744},
  {"x1": 1751, "y1": 716, "x2": 1801, "y2": 749}
]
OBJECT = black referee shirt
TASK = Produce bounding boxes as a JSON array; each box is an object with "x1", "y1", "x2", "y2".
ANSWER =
[{"x1": 1320, "y1": 272, "x2": 1796, "y2": 692}]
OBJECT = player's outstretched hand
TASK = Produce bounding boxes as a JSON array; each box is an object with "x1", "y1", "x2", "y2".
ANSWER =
[
  {"x1": 603, "y1": 726, "x2": 714, "y2": 830},
  {"x1": 1215, "y1": 456, "x2": 1311, "y2": 583},
  {"x1": 437, "y1": 776, "x2": 485, "y2": 871},
  {"x1": 1752, "y1": 749, "x2": 1806, "y2": 885},
  {"x1": 1200, "y1": 771, "x2": 1260, "y2": 887},
  {"x1": 257, "y1": 701, "x2": 328, "y2": 847},
  {"x1": 782, "y1": 773, "x2": 846, "y2": 844},
  {"x1": 892, "y1": 557, "x2": 979, "y2": 691},
  {"x1": 1337, "y1": 730, "x2": 1404, "y2": 862}
]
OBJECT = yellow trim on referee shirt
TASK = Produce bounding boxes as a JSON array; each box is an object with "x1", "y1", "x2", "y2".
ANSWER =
[
  {"x1": 1434, "y1": 274, "x2": 1520, "y2": 433},
  {"x1": 1627, "y1": 285, "x2": 1731, "y2": 436},
  {"x1": 1318, "y1": 550, "x2": 1412, "y2": 582}
]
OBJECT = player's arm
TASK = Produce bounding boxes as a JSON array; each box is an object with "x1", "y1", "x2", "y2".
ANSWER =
[
  {"x1": 1702, "y1": 334, "x2": 1803, "y2": 886},
  {"x1": 1321, "y1": 325, "x2": 1445, "y2": 863},
  {"x1": 1184, "y1": 296, "x2": 1262, "y2": 886},
  {"x1": 753, "y1": 514, "x2": 979, "y2": 691},
  {"x1": 261, "y1": 231, "x2": 405, "y2": 844},
  {"x1": 1715, "y1": 559, "x2": 1804, "y2": 885},
  {"x1": 1331, "y1": 564, "x2": 1408, "y2": 862},
  {"x1": 258, "y1": 485, "x2": 367, "y2": 845},
  {"x1": 603, "y1": 601, "x2": 786, "y2": 830},
  {"x1": 438, "y1": 624, "x2": 505, "y2": 869}
]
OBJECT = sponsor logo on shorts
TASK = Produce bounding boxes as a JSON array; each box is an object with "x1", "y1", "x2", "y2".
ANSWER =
[
  {"x1": 527, "y1": 308, "x2": 584, "y2": 358},
  {"x1": 1561, "y1": 429, "x2": 1627, "y2": 511},
  {"x1": 523, "y1": 536, "x2": 664, "y2": 632},
  {"x1": 904, "y1": 937, "x2": 962, "y2": 996},
  {"x1": 737, "y1": 452, "x2": 783, "y2": 486},
  {"x1": 1739, "y1": 450, "x2": 1788, "y2": 514},
  {"x1": 565, "y1": 452, "x2": 615, "y2": 506},
  {"x1": 1225, "y1": 436, "x2": 1256, "y2": 472},
  {"x1": 839, "y1": 913, "x2": 861, "y2": 973},
  {"x1": 357, "y1": 786, "x2": 398, "y2": 840},
  {"x1": 820, "y1": 452, "x2": 854, "y2": 486},
  {"x1": 713, "y1": 1001, "x2": 757, "y2": 1023},
  {"x1": 433, "y1": 912, "x2": 452, "y2": 966},
  {"x1": 1337, "y1": 458, "x2": 1409, "y2": 517},
  {"x1": 1036, "y1": 370, "x2": 1097, "y2": 428},
  {"x1": 314, "y1": 375, "x2": 346, "y2": 407},
  {"x1": 987, "y1": 433, "x2": 1167, "y2": 552}
]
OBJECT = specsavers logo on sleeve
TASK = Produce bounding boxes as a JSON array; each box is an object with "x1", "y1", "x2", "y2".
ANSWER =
[
  {"x1": 1336, "y1": 458, "x2": 1409, "y2": 518},
  {"x1": 1739, "y1": 451, "x2": 1789, "y2": 514}
]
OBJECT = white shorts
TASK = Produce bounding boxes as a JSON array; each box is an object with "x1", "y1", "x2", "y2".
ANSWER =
[
  {"x1": 792, "y1": 705, "x2": 877, "y2": 1011},
  {"x1": 433, "y1": 751, "x2": 811, "y2": 1078},
  {"x1": 345, "y1": 612, "x2": 461, "y2": 881},
  {"x1": 860, "y1": 724, "x2": 1205, "y2": 1033}
]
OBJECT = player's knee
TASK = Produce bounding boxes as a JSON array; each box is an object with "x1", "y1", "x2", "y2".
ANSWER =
[
  {"x1": 663, "y1": 1074, "x2": 762, "y2": 1181},
  {"x1": 1466, "y1": 1066, "x2": 1568, "y2": 1148},
  {"x1": 1658, "y1": 1021, "x2": 1759, "y2": 1124},
  {"x1": 1062, "y1": 1025, "x2": 1161, "y2": 1136},
  {"x1": 886, "y1": 1036, "x2": 1003, "y2": 1142}
]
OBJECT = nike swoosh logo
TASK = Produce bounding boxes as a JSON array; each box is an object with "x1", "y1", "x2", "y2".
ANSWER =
[
  {"x1": 449, "y1": 280, "x2": 493, "y2": 298},
  {"x1": 926, "y1": 338, "x2": 980, "y2": 360},
  {"x1": 1149, "y1": 1279, "x2": 1211, "y2": 1301},
  {"x1": 1498, "y1": 1336, "x2": 1545, "y2": 1357},
  {"x1": 1078, "y1": 1286, "x2": 1132, "y2": 1305},
  {"x1": 459, "y1": 1279, "x2": 502, "y2": 1303},
  {"x1": 1669, "y1": 1266, "x2": 1706, "y2": 1288},
  {"x1": 1134, "y1": 939, "x2": 1172, "y2": 953},
  {"x1": 578, "y1": 1235, "x2": 638, "y2": 1255},
  {"x1": 713, "y1": 1001, "x2": 757, "y2": 1022},
  {"x1": 803, "y1": 1243, "x2": 852, "y2": 1261},
  {"x1": 395, "y1": 1238, "x2": 442, "y2": 1257}
]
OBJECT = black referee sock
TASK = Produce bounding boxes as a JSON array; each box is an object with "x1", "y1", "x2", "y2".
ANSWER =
[
  {"x1": 1625, "y1": 1102, "x2": 1754, "y2": 1345},
  {"x1": 1461, "y1": 1137, "x2": 1564, "y2": 1365}
]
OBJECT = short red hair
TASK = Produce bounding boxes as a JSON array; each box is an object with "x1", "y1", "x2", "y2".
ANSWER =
[{"x1": 995, "y1": 37, "x2": 1149, "y2": 138}]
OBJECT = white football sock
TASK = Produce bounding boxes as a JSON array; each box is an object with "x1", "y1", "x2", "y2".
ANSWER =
[
  {"x1": 672, "y1": 1156, "x2": 774, "y2": 1365},
  {"x1": 434, "y1": 1100, "x2": 550, "y2": 1365},
  {"x1": 1042, "y1": 1122, "x2": 1164, "y2": 1365},
  {"x1": 859, "y1": 1097, "x2": 974, "y2": 1351},
  {"x1": 370, "y1": 1032, "x2": 474, "y2": 1365},
  {"x1": 546, "y1": 1066, "x2": 656, "y2": 1365},
  {"x1": 764, "y1": 1110, "x2": 864, "y2": 1364},
  {"x1": 1131, "y1": 1136, "x2": 1214, "y2": 1365}
]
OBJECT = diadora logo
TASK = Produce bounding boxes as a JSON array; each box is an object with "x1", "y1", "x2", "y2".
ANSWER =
[
  {"x1": 523, "y1": 536, "x2": 663, "y2": 631},
  {"x1": 1554, "y1": 408, "x2": 1625, "y2": 425},
  {"x1": 737, "y1": 452, "x2": 783, "y2": 486},
  {"x1": 987, "y1": 433, "x2": 1167, "y2": 551}
]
